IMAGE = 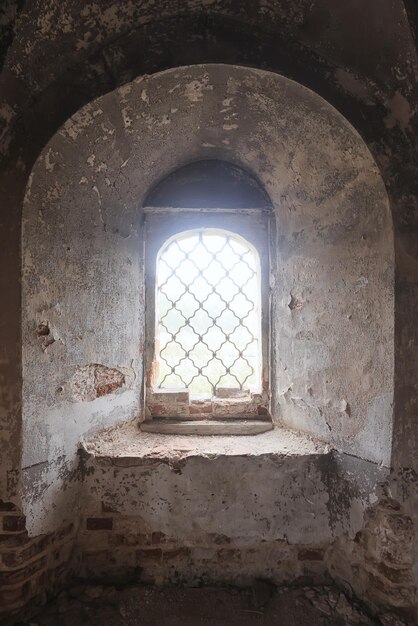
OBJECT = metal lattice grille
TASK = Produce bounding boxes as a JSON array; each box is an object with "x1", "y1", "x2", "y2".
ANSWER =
[{"x1": 155, "y1": 229, "x2": 261, "y2": 397}]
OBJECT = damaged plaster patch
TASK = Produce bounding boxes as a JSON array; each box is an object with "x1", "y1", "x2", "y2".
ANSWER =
[
  {"x1": 35, "y1": 322, "x2": 56, "y2": 350},
  {"x1": 184, "y1": 75, "x2": 213, "y2": 102},
  {"x1": 67, "y1": 364, "x2": 126, "y2": 402},
  {"x1": 288, "y1": 292, "x2": 304, "y2": 310},
  {"x1": 60, "y1": 106, "x2": 103, "y2": 141},
  {"x1": 334, "y1": 69, "x2": 375, "y2": 105},
  {"x1": 384, "y1": 92, "x2": 411, "y2": 131}
]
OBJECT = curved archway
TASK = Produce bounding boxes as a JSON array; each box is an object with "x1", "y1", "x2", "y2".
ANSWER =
[{"x1": 21, "y1": 64, "x2": 393, "y2": 535}]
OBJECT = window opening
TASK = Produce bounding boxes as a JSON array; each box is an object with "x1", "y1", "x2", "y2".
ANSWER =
[{"x1": 155, "y1": 229, "x2": 261, "y2": 399}]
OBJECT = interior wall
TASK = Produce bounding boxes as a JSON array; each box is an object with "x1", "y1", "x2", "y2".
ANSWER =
[
  {"x1": 21, "y1": 64, "x2": 393, "y2": 536},
  {"x1": 0, "y1": 0, "x2": 416, "y2": 516},
  {"x1": 79, "y1": 430, "x2": 387, "y2": 588}
]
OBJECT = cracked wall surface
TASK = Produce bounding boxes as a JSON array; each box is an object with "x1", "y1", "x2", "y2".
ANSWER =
[
  {"x1": 0, "y1": 0, "x2": 416, "y2": 511},
  {"x1": 0, "y1": 2, "x2": 416, "y2": 622},
  {"x1": 75, "y1": 426, "x2": 416, "y2": 621},
  {"x1": 21, "y1": 65, "x2": 394, "y2": 537}
]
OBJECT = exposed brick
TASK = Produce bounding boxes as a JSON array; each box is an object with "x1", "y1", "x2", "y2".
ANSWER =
[
  {"x1": 82, "y1": 550, "x2": 109, "y2": 565},
  {"x1": 0, "y1": 581, "x2": 31, "y2": 608},
  {"x1": 0, "y1": 556, "x2": 46, "y2": 585},
  {"x1": 217, "y1": 548, "x2": 241, "y2": 562},
  {"x1": 86, "y1": 518, "x2": 113, "y2": 531},
  {"x1": 108, "y1": 533, "x2": 125, "y2": 546},
  {"x1": 163, "y1": 548, "x2": 191, "y2": 561},
  {"x1": 375, "y1": 562, "x2": 413, "y2": 585},
  {"x1": 0, "y1": 520, "x2": 75, "y2": 620},
  {"x1": 298, "y1": 548, "x2": 325, "y2": 561},
  {"x1": 109, "y1": 533, "x2": 151, "y2": 546},
  {"x1": 2, "y1": 516, "x2": 26, "y2": 532},
  {"x1": 208, "y1": 533, "x2": 231, "y2": 545},
  {"x1": 151, "y1": 531, "x2": 168, "y2": 544},
  {"x1": 1, "y1": 536, "x2": 50, "y2": 568},
  {"x1": 136, "y1": 549, "x2": 163, "y2": 563},
  {"x1": 0, "y1": 533, "x2": 29, "y2": 547}
]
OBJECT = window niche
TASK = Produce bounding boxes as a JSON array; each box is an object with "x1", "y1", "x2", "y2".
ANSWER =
[{"x1": 141, "y1": 160, "x2": 275, "y2": 435}]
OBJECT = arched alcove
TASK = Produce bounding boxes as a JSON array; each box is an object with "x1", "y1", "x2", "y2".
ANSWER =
[
  {"x1": 21, "y1": 64, "x2": 393, "y2": 536},
  {"x1": 144, "y1": 159, "x2": 272, "y2": 208}
]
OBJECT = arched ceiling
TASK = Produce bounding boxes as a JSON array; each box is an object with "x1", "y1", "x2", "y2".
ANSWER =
[{"x1": 0, "y1": 0, "x2": 416, "y2": 164}]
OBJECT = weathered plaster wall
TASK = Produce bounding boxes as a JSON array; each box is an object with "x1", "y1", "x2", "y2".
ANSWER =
[
  {"x1": 0, "y1": 0, "x2": 416, "y2": 516},
  {"x1": 76, "y1": 426, "x2": 417, "y2": 621},
  {"x1": 79, "y1": 427, "x2": 385, "y2": 585},
  {"x1": 22, "y1": 145, "x2": 143, "y2": 533},
  {"x1": 0, "y1": 3, "x2": 415, "y2": 622},
  {"x1": 21, "y1": 64, "x2": 394, "y2": 536}
]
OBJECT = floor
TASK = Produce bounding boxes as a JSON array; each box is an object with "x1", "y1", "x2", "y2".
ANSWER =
[{"x1": 25, "y1": 583, "x2": 381, "y2": 626}]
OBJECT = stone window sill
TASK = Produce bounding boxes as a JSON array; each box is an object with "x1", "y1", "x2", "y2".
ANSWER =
[
  {"x1": 82, "y1": 422, "x2": 330, "y2": 462},
  {"x1": 140, "y1": 417, "x2": 273, "y2": 436}
]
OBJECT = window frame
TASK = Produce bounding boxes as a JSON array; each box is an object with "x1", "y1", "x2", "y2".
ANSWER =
[{"x1": 142, "y1": 207, "x2": 274, "y2": 424}]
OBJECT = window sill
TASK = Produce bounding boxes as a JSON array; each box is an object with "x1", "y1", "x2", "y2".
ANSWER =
[
  {"x1": 140, "y1": 418, "x2": 273, "y2": 436},
  {"x1": 83, "y1": 421, "x2": 329, "y2": 462}
]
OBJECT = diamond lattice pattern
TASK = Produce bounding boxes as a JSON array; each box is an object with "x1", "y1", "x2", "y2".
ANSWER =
[{"x1": 156, "y1": 230, "x2": 261, "y2": 397}]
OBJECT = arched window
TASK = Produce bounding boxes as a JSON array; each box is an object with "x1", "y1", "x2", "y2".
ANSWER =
[
  {"x1": 155, "y1": 229, "x2": 262, "y2": 397},
  {"x1": 141, "y1": 160, "x2": 274, "y2": 435}
]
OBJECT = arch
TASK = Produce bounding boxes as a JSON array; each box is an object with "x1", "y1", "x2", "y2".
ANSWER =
[
  {"x1": 21, "y1": 64, "x2": 393, "y2": 535},
  {"x1": 1, "y1": 5, "x2": 414, "y2": 514},
  {"x1": 144, "y1": 159, "x2": 272, "y2": 208}
]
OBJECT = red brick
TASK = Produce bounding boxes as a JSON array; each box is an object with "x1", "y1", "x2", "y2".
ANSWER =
[
  {"x1": 217, "y1": 548, "x2": 241, "y2": 562},
  {"x1": 0, "y1": 556, "x2": 46, "y2": 585},
  {"x1": 108, "y1": 533, "x2": 125, "y2": 546},
  {"x1": 1, "y1": 535, "x2": 50, "y2": 568},
  {"x1": 298, "y1": 548, "x2": 325, "y2": 561},
  {"x1": 163, "y1": 548, "x2": 191, "y2": 560},
  {"x1": 111, "y1": 533, "x2": 151, "y2": 547},
  {"x1": 0, "y1": 533, "x2": 29, "y2": 547},
  {"x1": 86, "y1": 517, "x2": 113, "y2": 530},
  {"x1": 136, "y1": 549, "x2": 162, "y2": 562},
  {"x1": 0, "y1": 581, "x2": 31, "y2": 607},
  {"x1": 82, "y1": 550, "x2": 109, "y2": 565},
  {"x1": 2, "y1": 516, "x2": 26, "y2": 532}
]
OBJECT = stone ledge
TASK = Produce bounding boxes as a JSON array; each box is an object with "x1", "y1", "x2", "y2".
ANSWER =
[
  {"x1": 140, "y1": 418, "x2": 273, "y2": 436},
  {"x1": 82, "y1": 421, "x2": 330, "y2": 462}
]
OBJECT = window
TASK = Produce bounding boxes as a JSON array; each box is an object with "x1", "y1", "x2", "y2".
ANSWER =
[
  {"x1": 155, "y1": 229, "x2": 261, "y2": 397},
  {"x1": 140, "y1": 160, "x2": 274, "y2": 435}
]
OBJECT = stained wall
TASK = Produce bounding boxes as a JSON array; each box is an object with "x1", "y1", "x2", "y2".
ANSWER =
[{"x1": 21, "y1": 65, "x2": 393, "y2": 537}]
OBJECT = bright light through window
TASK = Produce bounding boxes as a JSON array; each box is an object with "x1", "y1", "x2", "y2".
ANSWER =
[{"x1": 155, "y1": 229, "x2": 261, "y2": 398}]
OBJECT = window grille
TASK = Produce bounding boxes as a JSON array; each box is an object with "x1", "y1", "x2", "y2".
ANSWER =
[{"x1": 155, "y1": 229, "x2": 261, "y2": 398}]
